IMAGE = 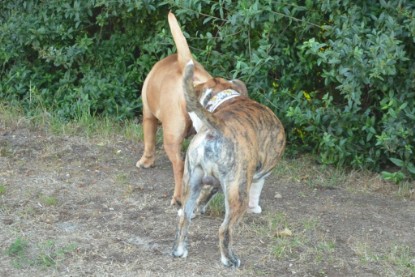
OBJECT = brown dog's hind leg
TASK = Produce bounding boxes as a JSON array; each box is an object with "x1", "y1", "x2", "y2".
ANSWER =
[
  {"x1": 137, "y1": 107, "x2": 157, "y2": 169},
  {"x1": 163, "y1": 132, "x2": 186, "y2": 206}
]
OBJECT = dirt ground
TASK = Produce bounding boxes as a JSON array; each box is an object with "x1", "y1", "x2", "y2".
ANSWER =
[{"x1": 0, "y1": 121, "x2": 414, "y2": 277}]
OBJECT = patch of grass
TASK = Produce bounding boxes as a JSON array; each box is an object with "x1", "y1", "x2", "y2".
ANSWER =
[
  {"x1": 243, "y1": 212, "x2": 297, "y2": 258},
  {"x1": 7, "y1": 237, "x2": 28, "y2": 257},
  {"x1": 245, "y1": 211, "x2": 339, "y2": 268},
  {"x1": 267, "y1": 215, "x2": 311, "y2": 260},
  {"x1": 386, "y1": 245, "x2": 415, "y2": 276},
  {"x1": 7, "y1": 238, "x2": 77, "y2": 269},
  {"x1": 274, "y1": 155, "x2": 414, "y2": 200},
  {"x1": 0, "y1": 101, "x2": 145, "y2": 145},
  {"x1": 273, "y1": 156, "x2": 310, "y2": 183},
  {"x1": 17, "y1": 206, "x2": 37, "y2": 220},
  {"x1": 205, "y1": 193, "x2": 225, "y2": 217},
  {"x1": 272, "y1": 236, "x2": 304, "y2": 259},
  {"x1": 124, "y1": 121, "x2": 144, "y2": 142},
  {"x1": 7, "y1": 237, "x2": 32, "y2": 269},
  {"x1": 35, "y1": 240, "x2": 77, "y2": 268},
  {"x1": 273, "y1": 155, "x2": 346, "y2": 189},
  {"x1": 115, "y1": 173, "x2": 129, "y2": 185},
  {"x1": 0, "y1": 184, "x2": 6, "y2": 195},
  {"x1": 312, "y1": 239, "x2": 336, "y2": 262},
  {"x1": 0, "y1": 141, "x2": 13, "y2": 158},
  {"x1": 49, "y1": 113, "x2": 116, "y2": 139},
  {"x1": 397, "y1": 181, "x2": 415, "y2": 200},
  {"x1": 243, "y1": 212, "x2": 290, "y2": 237},
  {"x1": 317, "y1": 240, "x2": 336, "y2": 253},
  {"x1": 35, "y1": 240, "x2": 57, "y2": 267},
  {"x1": 39, "y1": 195, "x2": 58, "y2": 206},
  {"x1": 271, "y1": 233, "x2": 338, "y2": 266},
  {"x1": 301, "y1": 217, "x2": 320, "y2": 231},
  {"x1": 268, "y1": 212, "x2": 290, "y2": 230},
  {"x1": 115, "y1": 173, "x2": 144, "y2": 197},
  {"x1": 0, "y1": 102, "x2": 24, "y2": 127},
  {"x1": 69, "y1": 115, "x2": 146, "y2": 144},
  {"x1": 353, "y1": 241, "x2": 415, "y2": 275}
]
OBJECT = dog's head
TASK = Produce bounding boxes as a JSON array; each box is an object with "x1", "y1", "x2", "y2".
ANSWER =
[{"x1": 184, "y1": 62, "x2": 249, "y2": 131}]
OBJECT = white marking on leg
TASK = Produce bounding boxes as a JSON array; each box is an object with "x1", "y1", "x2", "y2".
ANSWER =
[
  {"x1": 173, "y1": 237, "x2": 188, "y2": 258},
  {"x1": 175, "y1": 243, "x2": 188, "y2": 258},
  {"x1": 188, "y1": 112, "x2": 203, "y2": 132},
  {"x1": 221, "y1": 254, "x2": 229, "y2": 266},
  {"x1": 248, "y1": 178, "x2": 264, "y2": 214},
  {"x1": 177, "y1": 208, "x2": 184, "y2": 217}
]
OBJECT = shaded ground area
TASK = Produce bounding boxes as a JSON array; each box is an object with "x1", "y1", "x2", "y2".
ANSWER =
[{"x1": 0, "y1": 122, "x2": 414, "y2": 276}]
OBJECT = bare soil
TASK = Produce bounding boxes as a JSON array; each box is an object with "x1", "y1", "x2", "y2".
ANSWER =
[{"x1": 0, "y1": 122, "x2": 414, "y2": 277}]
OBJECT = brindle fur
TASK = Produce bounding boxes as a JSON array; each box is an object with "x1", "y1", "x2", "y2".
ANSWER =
[{"x1": 172, "y1": 62, "x2": 286, "y2": 267}]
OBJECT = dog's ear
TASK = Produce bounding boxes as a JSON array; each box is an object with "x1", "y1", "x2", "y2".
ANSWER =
[
  {"x1": 193, "y1": 83, "x2": 206, "y2": 99},
  {"x1": 230, "y1": 80, "x2": 248, "y2": 97}
]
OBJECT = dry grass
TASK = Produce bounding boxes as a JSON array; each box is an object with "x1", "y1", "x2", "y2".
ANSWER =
[{"x1": 0, "y1": 104, "x2": 414, "y2": 277}]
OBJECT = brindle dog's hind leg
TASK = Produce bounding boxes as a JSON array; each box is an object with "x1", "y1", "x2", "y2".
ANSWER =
[
  {"x1": 218, "y1": 179, "x2": 248, "y2": 267},
  {"x1": 172, "y1": 167, "x2": 204, "y2": 258}
]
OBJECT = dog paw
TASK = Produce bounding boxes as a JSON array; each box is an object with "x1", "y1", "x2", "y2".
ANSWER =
[
  {"x1": 177, "y1": 208, "x2": 184, "y2": 217},
  {"x1": 178, "y1": 208, "x2": 196, "y2": 219},
  {"x1": 247, "y1": 205, "x2": 262, "y2": 214},
  {"x1": 221, "y1": 254, "x2": 241, "y2": 267},
  {"x1": 172, "y1": 245, "x2": 188, "y2": 258},
  {"x1": 196, "y1": 206, "x2": 207, "y2": 215},
  {"x1": 136, "y1": 157, "x2": 155, "y2": 169},
  {"x1": 170, "y1": 197, "x2": 182, "y2": 207}
]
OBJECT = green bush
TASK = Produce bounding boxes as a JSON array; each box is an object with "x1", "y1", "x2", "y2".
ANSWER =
[
  {"x1": 295, "y1": 1, "x2": 415, "y2": 179},
  {"x1": 1, "y1": 0, "x2": 414, "y2": 179},
  {"x1": 0, "y1": 0, "x2": 169, "y2": 120}
]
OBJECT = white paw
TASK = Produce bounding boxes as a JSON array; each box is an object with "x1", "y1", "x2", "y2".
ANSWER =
[
  {"x1": 177, "y1": 208, "x2": 184, "y2": 217},
  {"x1": 221, "y1": 255, "x2": 240, "y2": 267},
  {"x1": 177, "y1": 208, "x2": 196, "y2": 219},
  {"x1": 172, "y1": 244, "x2": 188, "y2": 258},
  {"x1": 247, "y1": 205, "x2": 262, "y2": 214}
]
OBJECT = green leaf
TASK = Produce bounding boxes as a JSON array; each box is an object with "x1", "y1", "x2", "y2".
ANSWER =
[
  {"x1": 407, "y1": 163, "x2": 415, "y2": 175},
  {"x1": 390, "y1": 158, "x2": 404, "y2": 167}
]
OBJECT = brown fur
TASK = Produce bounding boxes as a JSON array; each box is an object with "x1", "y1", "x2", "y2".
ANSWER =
[
  {"x1": 172, "y1": 62, "x2": 286, "y2": 267},
  {"x1": 136, "y1": 12, "x2": 212, "y2": 205}
]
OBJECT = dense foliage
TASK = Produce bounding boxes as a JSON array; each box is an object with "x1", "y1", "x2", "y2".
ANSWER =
[{"x1": 1, "y1": 0, "x2": 414, "y2": 180}]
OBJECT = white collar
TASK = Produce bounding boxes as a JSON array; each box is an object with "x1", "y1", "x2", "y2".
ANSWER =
[{"x1": 201, "y1": 89, "x2": 240, "y2": 112}]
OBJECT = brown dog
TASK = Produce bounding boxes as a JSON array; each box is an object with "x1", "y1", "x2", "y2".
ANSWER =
[
  {"x1": 136, "y1": 12, "x2": 212, "y2": 205},
  {"x1": 172, "y1": 61, "x2": 286, "y2": 267}
]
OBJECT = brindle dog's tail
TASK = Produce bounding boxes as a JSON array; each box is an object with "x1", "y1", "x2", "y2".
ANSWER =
[
  {"x1": 183, "y1": 61, "x2": 223, "y2": 132},
  {"x1": 168, "y1": 12, "x2": 192, "y2": 69}
]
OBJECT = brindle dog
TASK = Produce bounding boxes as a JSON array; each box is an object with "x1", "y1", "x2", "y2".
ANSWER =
[{"x1": 172, "y1": 61, "x2": 286, "y2": 267}]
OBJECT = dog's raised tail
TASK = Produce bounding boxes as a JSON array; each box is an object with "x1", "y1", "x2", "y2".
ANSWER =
[
  {"x1": 168, "y1": 12, "x2": 192, "y2": 68},
  {"x1": 183, "y1": 61, "x2": 222, "y2": 132}
]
